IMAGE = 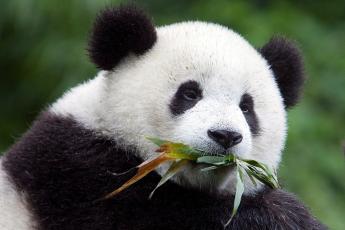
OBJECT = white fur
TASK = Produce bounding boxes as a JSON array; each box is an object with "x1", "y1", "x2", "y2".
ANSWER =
[
  {"x1": 51, "y1": 22, "x2": 287, "y2": 196},
  {"x1": 0, "y1": 160, "x2": 35, "y2": 230}
]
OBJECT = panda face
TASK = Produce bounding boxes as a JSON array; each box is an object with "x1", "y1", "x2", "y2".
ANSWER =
[
  {"x1": 91, "y1": 22, "x2": 287, "y2": 195},
  {"x1": 168, "y1": 81, "x2": 259, "y2": 157},
  {"x1": 54, "y1": 6, "x2": 304, "y2": 195}
]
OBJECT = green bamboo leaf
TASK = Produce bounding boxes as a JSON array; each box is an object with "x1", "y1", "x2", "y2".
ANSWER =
[
  {"x1": 250, "y1": 165, "x2": 278, "y2": 188},
  {"x1": 106, "y1": 136, "x2": 280, "y2": 215},
  {"x1": 241, "y1": 159, "x2": 278, "y2": 186},
  {"x1": 246, "y1": 166, "x2": 278, "y2": 189},
  {"x1": 200, "y1": 165, "x2": 221, "y2": 172},
  {"x1": 241, "y1": 159, "x2": 271, "y2": 173},
  {"x1": 196, "y1": 156, "x2": 227, "y2": 165},
  {"x1": 145, "y1": 137, "x2": 169, "y2": 146},
  {"x1": 167, "y1": 149, "x2": 199, "y2": 161},
  {"x1": 224, "y1": 154, "x2": 235, "y2": 162},
  {"x1": 240, "y1": 165, "x2": 257, "y2": 187},
  {"x1": 149, "y1": 160, "x2": 189, "y2": 199},
  {"x1": 225, "y1": 166, "x2": 244, "y2": 227},
  {"x1": 179, "y1": 146, "x2": 204, "y2": 156},
  {"x1": 245, "y1": 161, "x2": 274, "y2": 178}
]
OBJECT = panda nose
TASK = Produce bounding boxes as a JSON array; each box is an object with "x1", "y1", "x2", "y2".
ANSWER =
[{"x1": 207, "y1": 130, "x2": 243, "y2": 149}]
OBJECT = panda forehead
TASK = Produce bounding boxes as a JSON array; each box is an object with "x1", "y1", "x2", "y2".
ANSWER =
[
  {"x1": 156, "y1": 22, "x2": 264, "y2": 64},
  {"x1": 153, "y1": 22, "x2": 270, "y2": 88}
]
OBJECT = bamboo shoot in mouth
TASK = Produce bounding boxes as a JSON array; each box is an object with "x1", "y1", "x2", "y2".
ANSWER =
[{"x1": 104, "y1": 137, "x2": 280, "y2": 226}]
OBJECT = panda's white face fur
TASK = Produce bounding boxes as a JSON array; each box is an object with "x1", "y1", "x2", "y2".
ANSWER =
[{"x1": 52, "y1": 22, "x2": 287, "y2": 195}]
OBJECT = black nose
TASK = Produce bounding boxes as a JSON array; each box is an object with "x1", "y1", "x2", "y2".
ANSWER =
[{"x1": 207, "y1": 130, "x2": 243, "y2": 149}]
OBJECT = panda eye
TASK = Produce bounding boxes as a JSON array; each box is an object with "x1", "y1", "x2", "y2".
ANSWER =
[
  {"x1": 169, "y1": 80, "x2": 202, "y2": 116},
  {"x1": 240, "y1": 104, "x2": 250, "y2": 113},
  {"x1": 239, "y1": 93, "x2": 260, "y2": 135},
  {"x1": 182, "y1": 89, "x2": 199, "y2": 101},
  {"x1": 240, "y1": 94, "x2": 254, "y2": 114}
]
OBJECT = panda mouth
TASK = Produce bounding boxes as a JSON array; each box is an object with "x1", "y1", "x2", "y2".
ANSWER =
[
  {"x1": 194, "y1": 147, "x2": 235, "y2": 158},
  {"x1": 187, "y1": 160, "x2": 236, "y2": 171}
]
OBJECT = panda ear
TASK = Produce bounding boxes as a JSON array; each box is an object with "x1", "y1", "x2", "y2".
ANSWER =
[
  {"x1": 260, "y1": 37, "x2": 305, "y2": 109},
  {"x1": 88, "y1": 5, "x2": 157, "y2": 70}
]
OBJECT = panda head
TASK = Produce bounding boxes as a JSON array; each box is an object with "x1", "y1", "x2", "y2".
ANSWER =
[{"x1": 87, "y1": 6, "x2": 304, "y2": 195}]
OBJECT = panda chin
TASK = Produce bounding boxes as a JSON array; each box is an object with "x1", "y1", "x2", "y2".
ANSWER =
[
  {"x1": 146, "y1": 138, "x2": 255, "y2": 194},
  {"x1": 156, "y1": 157, "x2": 261, "y2": 197},
  {"x1": 189, "y1": 140, "x2": 251, "y2": 160}
]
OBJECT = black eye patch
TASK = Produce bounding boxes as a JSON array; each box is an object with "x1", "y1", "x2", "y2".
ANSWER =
[
  {"x1": 240, "y1": 94, "x2": 260, "y2": 135},
  {"x1": 169, "y1": 80, "x2": 202, "y2": 116}
]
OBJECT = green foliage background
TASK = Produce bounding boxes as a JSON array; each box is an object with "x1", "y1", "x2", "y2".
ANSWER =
[{"x1": 0, "y1": 0, "x2": 344, "y2": 228}]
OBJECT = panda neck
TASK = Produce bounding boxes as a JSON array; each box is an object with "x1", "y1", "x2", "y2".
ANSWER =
[{"x1": 50, "y1": 71, "x2": 110, "y2": 134}]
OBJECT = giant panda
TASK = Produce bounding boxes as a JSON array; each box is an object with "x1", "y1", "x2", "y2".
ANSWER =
[{"x1": 0, "y1": 5, "x2": 326, "y2": 230}]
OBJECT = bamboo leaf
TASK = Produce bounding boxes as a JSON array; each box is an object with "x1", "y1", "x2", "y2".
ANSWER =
[
  {"x1": 150, "y1": 139, "x2": 201, "y2": 160},
  {"x1": 145, "y1": 137, "x2": 169, "y2": 146},
  {"x1": 242, "y1": 159, "x2": 270, "y2": 173},
  {"x1": 166, "y1": 149, "x2": 199, "y2": 161},
  {"x1": 149, "y1": 160, "x2": 189, "y2": 199},
  {"x1": 241, "y1": 159, "x2": 277, "y2": 182},
  {"x1": 224, "y1": 154, "x2": 235, "y2": 162},
  {"x1": 196, "y1": 155, "x2": 227, "y2": 165},
  {"x1": 103, "y1": 153, "x2": 174, "y2": 199},
  {"x1": 200, "y1": 165, "x2": 221, "y2": 172},
  {"x1": 225, "y1": 166, "x2": 244, "y2": 227},
  {"x1": 246, "y1": 166, "x2": 278, "y2": 189},
  {"x1": 240, "y1": 165, "x2": 257, "y2": 187},
  {"x1": 104, "y1": 135, "x2": 280, "y2": 224}
]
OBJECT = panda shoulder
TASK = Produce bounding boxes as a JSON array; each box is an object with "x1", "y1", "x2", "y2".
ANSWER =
[{"x1": 229, "y1": 188, "x2": 327, "y2": 230}]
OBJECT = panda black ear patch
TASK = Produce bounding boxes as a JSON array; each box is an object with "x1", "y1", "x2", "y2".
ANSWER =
[
  {"x1": 88, "y1": 6, "x2": 157, "y2": 70},
  {"x1": 260, "y1": 37, "x2": 305, "y2": 108}
]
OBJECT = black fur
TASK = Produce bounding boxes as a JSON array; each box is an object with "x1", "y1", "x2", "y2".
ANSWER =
[
  {"x1": 2, "y1": 112, "x2": 326, "y2": 230},
  {"x1": 169, "y1": 80, "x2": 203, "y2": 116},
  {"x1": 88, "y1": 6, "x2": 157, "y2": 70},
  {"x1": 240, "y1": 94, "x2": 260, "y2": 135},
  {"x1": 260, "y1": 37, "x2": 305, "y2": 108}
]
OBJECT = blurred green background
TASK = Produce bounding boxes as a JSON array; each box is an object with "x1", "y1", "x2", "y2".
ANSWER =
[{"x1": 0, "y1": 0, "x2": 344, "y2": 228}]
